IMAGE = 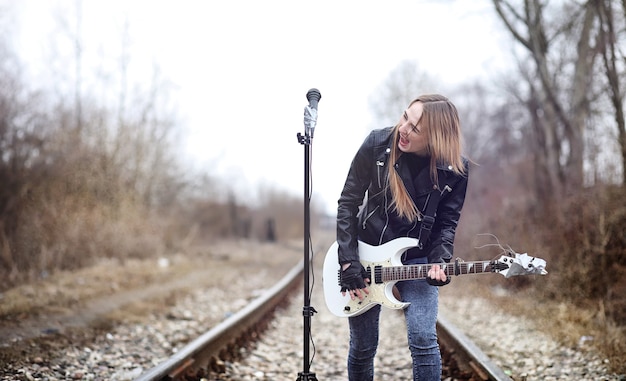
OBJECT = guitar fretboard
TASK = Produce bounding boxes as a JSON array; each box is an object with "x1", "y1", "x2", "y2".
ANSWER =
[{"x1": 379, "y1": 261, "x2": 493, "y2": 282}]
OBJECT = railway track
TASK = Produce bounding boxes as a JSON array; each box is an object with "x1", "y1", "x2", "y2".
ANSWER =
[{"x1": 134, "y1": 257, "x2": 512, "y2": 381}]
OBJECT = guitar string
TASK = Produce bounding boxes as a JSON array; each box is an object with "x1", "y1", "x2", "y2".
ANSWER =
[{"x1": 380, "y1": 261, "x2": 493, "y2": 281}]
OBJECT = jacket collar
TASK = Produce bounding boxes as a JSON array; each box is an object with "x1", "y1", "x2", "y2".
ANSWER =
[{"x1": 376, "y1": 127, "x2": 458, "y2": 195}]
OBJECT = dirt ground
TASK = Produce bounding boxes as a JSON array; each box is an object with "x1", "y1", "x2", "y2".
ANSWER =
[
  {"x1": 0, "y1": 238, "x2": 312, "y2": 370},
  {"x1": 1, "y1": 234, "x2": 623, "y2": 375}
]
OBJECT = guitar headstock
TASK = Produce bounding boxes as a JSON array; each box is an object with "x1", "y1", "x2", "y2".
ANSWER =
[
  {"x1": 477, "y1": 234, "x2": 548, "y2": 278},
  {"x1": 491, "y1": 250, "x2": 548, "y2": 278}
]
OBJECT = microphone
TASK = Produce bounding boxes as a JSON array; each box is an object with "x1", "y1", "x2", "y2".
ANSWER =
[
  {"x1": 304, "y1": 88, "x2": 321, "y2": 138},
  {"x1": 306, "y1": 88, "x2": 321, "y2": 110}
]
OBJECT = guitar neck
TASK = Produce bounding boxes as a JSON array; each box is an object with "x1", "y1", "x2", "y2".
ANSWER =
[{"x1": 380, "y1": 261, "x2": 493, "y2": 282}]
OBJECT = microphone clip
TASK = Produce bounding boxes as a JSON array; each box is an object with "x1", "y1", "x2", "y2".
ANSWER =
[{"x1": 303, "y1": 105, "x2": 318, "y2": 139}]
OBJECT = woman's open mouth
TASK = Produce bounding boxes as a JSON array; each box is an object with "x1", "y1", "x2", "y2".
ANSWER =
[{"x1": 399, "y1": 136, "x2": 409, "y2": 148}]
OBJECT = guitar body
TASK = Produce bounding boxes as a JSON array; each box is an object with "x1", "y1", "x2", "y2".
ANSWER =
[{"x1": 322, "y1": 237, "x2": 419, "y2": 318}]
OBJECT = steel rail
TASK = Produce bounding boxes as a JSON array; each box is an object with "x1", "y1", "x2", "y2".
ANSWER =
[
  {"x1": 135, "y1": 252, "x2": 512, "y2": 381},
  {"x1": 134, "y1": 259, "x2": 305, "y2": 381},
  {"x1": 437, "y1": 313, "x2": 513, "y2": 380}
]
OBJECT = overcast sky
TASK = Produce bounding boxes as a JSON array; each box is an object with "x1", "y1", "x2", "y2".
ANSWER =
[{"x1": 9, "y1": 0, "x2": 511, "y2": 214}]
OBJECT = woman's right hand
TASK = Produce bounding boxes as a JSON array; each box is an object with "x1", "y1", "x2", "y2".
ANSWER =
[{"x1": 340, "y1": 261, "x2": 370, "y2": 300}]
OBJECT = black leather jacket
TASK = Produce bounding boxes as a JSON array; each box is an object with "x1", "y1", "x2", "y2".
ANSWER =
[{"x1": 336, "y1": 127, "x2": 469, "y2": 265}]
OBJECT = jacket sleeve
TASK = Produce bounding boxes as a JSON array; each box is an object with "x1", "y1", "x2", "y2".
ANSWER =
[
  {"x1": 336, "y1": 134, "x2": 375, "y2": 265},
  {"x1": 427, "y1": 165, "x2": 469, "y2": 264}
]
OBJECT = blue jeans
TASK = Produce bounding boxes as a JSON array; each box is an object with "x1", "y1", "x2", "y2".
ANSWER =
[{"x1": 347, "y1": 277, "x2": 441, "y2": 380}]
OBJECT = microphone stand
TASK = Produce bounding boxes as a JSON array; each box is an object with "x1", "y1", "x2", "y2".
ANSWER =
[{"x1": 295, "y1": 89, "x2": 320, "y2": 381}]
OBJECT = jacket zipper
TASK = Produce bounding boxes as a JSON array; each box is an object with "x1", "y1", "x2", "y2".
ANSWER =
[{"x1": 376, "y1": 160, "x2": 384, "y2": 188}]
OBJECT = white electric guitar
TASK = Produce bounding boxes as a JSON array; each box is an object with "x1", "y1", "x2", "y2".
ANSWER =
[{"x1": 322, "y1": 237, "x2": 548, "y2": 317}]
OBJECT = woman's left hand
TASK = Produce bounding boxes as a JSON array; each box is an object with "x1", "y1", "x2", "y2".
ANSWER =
[
  {"x1": 426, "y1": 264, "x2": 451, "y2": 286},
  {"x1": 427, "y1": 264, "x2": 447, "y2": 281}
]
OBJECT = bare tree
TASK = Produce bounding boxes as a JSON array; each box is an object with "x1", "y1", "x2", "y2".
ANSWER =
[
  {"x1": 368, "y1": 60, "x2": 440, "y2": 128},
  {"x1": 492, "y1": 0, "x2": 599, "y2": 202},
  {"x1": 0, "y1": 2, "x2": 190, "y2": 286},
  {"x1": 73, "y1": 0, "x2": 83, "y2": 134},
  {"x1": 596, "y1": 0, "x2": 626, "y2": 186},
  {"x1": 51, "y1": 0, "x2": 85, "y2": 136}
]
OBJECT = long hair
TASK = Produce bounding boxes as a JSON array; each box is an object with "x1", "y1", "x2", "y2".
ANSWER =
[{"x1": 388, "y1": 94, "x2": 466, "y2": 221}]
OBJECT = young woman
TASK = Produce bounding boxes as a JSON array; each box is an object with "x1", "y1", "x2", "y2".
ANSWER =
[{"x1": 336, "y1": 94, "x2": 469, "y2": 380}]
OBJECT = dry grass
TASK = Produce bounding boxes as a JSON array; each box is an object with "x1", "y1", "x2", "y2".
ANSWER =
[
  {"x1": 0, "y1": 238, "x2": 305, "y2": 322},
  {"x1": 447, "y1": 266, "x2": 626, "y2": 375},
  {"x1": 450, "y1": 184, "x2": 626, "y2": 375},
  {"x1": 0, "y1": 255, "x2": 185, "y2": 321}
]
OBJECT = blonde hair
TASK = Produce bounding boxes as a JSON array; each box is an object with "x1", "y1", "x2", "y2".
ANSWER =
[{"x1": 388, "y1": 94, "x2": 466, "y2": 221}]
